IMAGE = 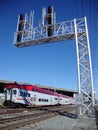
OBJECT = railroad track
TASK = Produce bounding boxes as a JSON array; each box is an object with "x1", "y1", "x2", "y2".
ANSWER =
[
  {"x1": 0, "y1": 105, "x2": 76, "y2": 130},
  {"x1": 0, "y1": 110, "x2": 57, "y2": 130},
  {"x1": 0, "y1": 104, "x2": 70, "y2": 115},
  {"x1": 0, "y1": 106, "x2": 45, "y2": 115},
  {"x1": 0, "y1": 108, "x2": 26, "y2": 115}
]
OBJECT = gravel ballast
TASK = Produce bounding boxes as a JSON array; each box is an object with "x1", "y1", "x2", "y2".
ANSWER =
[{"x1": 18, "y1": 114, "x2": 96, "y2": 130}]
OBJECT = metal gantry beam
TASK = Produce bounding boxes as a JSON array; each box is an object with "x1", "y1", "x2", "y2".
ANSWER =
[{"x1": 14, "y1": 7, "x2": 94, "y2": 116}]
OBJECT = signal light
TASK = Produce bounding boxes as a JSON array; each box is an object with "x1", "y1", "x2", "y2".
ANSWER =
[
  {"x1": 17, "y1": 14, "x2": 24, "y2": 42},
  {"x1": 47, "y1": 6, "x2": 52, "y2": 37}
]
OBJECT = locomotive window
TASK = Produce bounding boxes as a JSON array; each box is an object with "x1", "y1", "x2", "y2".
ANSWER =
[
  {"x1": 39, "y1": 99, "x2": 49, "y2": 102},
  {"x1": 7, "y1": 89, "x2": 10, "y2": 94},
  {"x1": 4, "y1": 89, "x2": 7, "y2": 94},
  {"x1": 20, "y1": 92, "x2": 23, "y2": 96},
  {"x1": 42, "y1": 90, "x2": 44, "y2": 94},
  {"x1": 24, "y1": 93, "x2": 27, "y2": 97},
  {"x1": 32, "y1": 88, "x2": 35, "y2": 91},
  {"x1": 37, "y1": 89, "x2": 40, "y2": 93},
  {"x1": 28, "y1": 93, "x2": 30, "y2": 97},
  {"x1": 39, "y1": 99, "x2": 41, "y2": 102},
  {"x1": 42, "y1": 90, "x2": 44, "y2": 93},
  {"x1": 32, "y1": 88, "x2": 37, "y2": 92},
  {"x1": 13, "y1": 90, "x2": 17, "y2": 95},
  {"x1": 20, "y1": 92, "x2": 27, "y2": 97},
  {"x1": 38, "y1": 90, "x2": 41, "y2": 93}
]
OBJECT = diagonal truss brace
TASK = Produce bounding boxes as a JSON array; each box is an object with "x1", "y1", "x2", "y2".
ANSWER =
[{"x1": 74, "y1": 17, "x2": 94, "y2": 115}]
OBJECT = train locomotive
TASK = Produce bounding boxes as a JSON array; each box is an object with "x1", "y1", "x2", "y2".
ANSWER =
[{"x1": 3, "y1": 83, "x2": 74, "y2": 107}]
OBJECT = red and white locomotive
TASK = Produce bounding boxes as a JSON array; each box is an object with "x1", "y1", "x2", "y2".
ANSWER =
[{"x1": 4, "y1": 83, "x2": 74, "y2": 107}]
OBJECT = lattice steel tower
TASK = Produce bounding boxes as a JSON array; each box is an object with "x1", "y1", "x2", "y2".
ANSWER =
[{"x1": 14, "y1": 7, "x2": 95, "y2": 116}]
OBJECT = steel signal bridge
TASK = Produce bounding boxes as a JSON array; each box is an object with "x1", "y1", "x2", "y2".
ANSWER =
[{"x1": 14, "y1": 7, "x2": 95, "y2": 116}]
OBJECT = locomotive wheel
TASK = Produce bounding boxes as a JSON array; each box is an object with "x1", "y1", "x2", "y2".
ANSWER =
[{"x1": 3, "y1": 101, "x2": 7, "y2": 106}]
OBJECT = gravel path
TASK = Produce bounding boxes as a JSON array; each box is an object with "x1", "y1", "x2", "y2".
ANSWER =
[{"x1": 17, "y1": 114, "x2": 97, "y2": 130}]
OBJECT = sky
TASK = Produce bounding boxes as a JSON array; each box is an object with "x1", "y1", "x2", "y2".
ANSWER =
[{"x1": 0, "y1": 0, "x2": 98, "y2": 97}]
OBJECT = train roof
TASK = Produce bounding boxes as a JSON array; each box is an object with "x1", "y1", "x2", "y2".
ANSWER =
[
  {"x1": 4, "y1": 83, "x2": 58, "y2": 96},
  {"x1": 0, "y1": 79, "x2": 77, "y2": 97},
  {"x1": 37, "y1": 84, "x2": 77, "y2": 93}
]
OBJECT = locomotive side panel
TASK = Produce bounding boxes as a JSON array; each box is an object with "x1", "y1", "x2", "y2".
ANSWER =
[
  {"x1": 4, "y1": 86, "x2": 59, "y2": 107},
  {"x1": 29, "y1": 92, "x2": 58, "y2": 106},
  {"x1": 58, "y1": 94, "x2": 75, "y2": 105},
  {"x1": 4, "y1": 83, "x2": 74, "y2": 107}
]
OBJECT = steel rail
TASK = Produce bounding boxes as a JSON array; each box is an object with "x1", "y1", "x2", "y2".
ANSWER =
[
  {"x1": 0, "y1": 105, "x2": 76, "y2": 130},
  {"x1": 0, "y1": 113, "x2": 57, "y2": 130}
]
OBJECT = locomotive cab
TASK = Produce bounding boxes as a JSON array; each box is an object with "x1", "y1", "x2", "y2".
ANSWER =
[
  {"x1": 4, "y1": 88, "x2": 18, "y2": 107},
  {"x1": 4, "y1": 88, "x2": 12, "y2": 101},
  {"x1": 4, "y1": 85, "x2": 31, "y2": 107}
]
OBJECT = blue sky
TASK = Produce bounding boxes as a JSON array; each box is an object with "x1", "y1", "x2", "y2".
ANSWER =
[{"x1": 0, "y1": 0, "x2": 98, "y2": 97}]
